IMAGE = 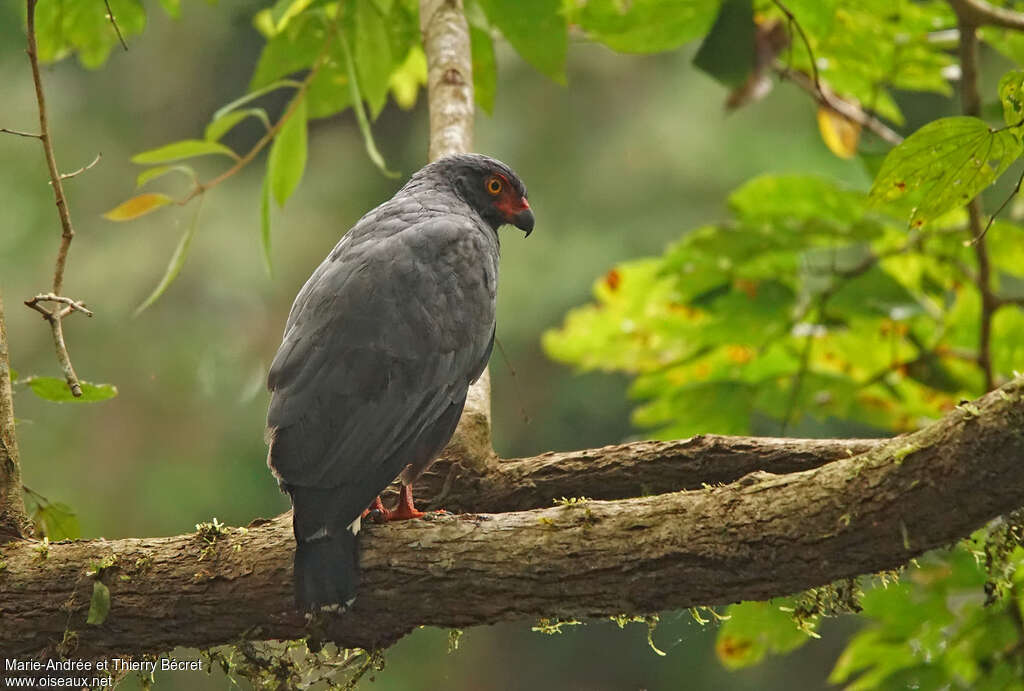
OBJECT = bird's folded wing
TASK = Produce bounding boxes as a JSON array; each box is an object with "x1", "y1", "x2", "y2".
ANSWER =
[{"x1": 266, "y1": 217, "x2": 496, "y2": 490}]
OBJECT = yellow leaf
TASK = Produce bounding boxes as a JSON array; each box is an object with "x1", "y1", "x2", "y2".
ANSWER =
[
  {"x1": 388, "y1": 45, "x2": 427, "y2": 111},
  {"x1": 817, "y1": 106, "x2": 861, "y2": 159},
  {"x1": 102, "y1": 193, "x2": 174, "y2": 221}
]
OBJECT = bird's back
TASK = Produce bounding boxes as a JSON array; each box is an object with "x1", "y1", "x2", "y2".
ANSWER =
[{"x1": 266, "y1": 192, "x2": 499, "y2": 529}]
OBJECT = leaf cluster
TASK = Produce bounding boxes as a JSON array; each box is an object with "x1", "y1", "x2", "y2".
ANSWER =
[{"x1": 545, "y1": 171, "x2": 1024, "y2": 437}]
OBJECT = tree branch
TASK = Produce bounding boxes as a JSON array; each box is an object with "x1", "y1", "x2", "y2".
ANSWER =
[
  {"x1": 1, "y1": 378, "x2": 1020, "y2": 660},
  {"x1": 955, "y1": 10, "x2": 997, "y2": 391},
  {"x1": 0, "y1": 294, "x2": 31, "y2": 542},
  {"x1": 419, "y1": 0, "x2": 496, "y2": 473},
  {"x1": 775, "y1": 67, "x2": 904, "y2": 146},
  {"x1": 23, "y1": 0, "x2": 91, "y2": 398},
  {"x1": 948, "y1": 0, "x2": 1024, "y2": 31},
  {"x1": 409, "y1": 436, "x2": 882, "y2": 514}
]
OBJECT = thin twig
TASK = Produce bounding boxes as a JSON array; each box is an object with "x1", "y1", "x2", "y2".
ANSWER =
[
  {"x1": 955, "y1": 11, "x2": 996, "y2": 391},
  {"x1": 27, "y1": 0, "x2": 76, "y2": 297},
  {"x1": 177, "y1": 17, "x2": 339, "y2": 207},
  {"x1": 24, "y1": 294, "x2": 93, "y2": 318},
  {"x1": 0, "y1": 127, "x2": 41, "y2": 139},
  {"x1": 103, "y1": 0, "x2": 128, "y2": 51},
  {"x1": 23, "y1": 0, "x2": 90, "y2": 397},
  {"x1": 772, "y1": 0, "x2": 821, "y2": 89},
  {"x1": 771, "y1": 1, "x2": 904, "y2": 147},
  {"x1": 494, "y1": 335, "x2": 530, "y2": 425},
  {"x1": 54, "y1": 152, "x2": 102, "y2": 182},
  {"x1": 969, "y1": 168, "x2": 1024, "y2": 246},
  {"x1": 780, "y1": 327, "x2": 814, "y2": 435},
  {"x1": 994, "y1": 295, "x2": 1024, "y2": 308},
  {"x1": 775, "y1": 67, "x2": 904, "y2": 147}
]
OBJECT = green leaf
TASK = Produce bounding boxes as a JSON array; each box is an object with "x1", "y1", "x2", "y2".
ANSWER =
[
  {"x1": 158, "y1": 0, "x2": 181, "y2": 19},
  {"x1": 716, "y1": 600, "x2": 813, "y2": 669},
  {"x1": 998, "y1": 69, "x2": 1024, "y2": 127},
  {"x1": 267, "y1": 0, "x2": 317, "y2": 33},
  {"x1": 478, "y1": 0, "x2": 567, "y2": 83},
  {"x1": 34, "y1": 0, "x2": 147, "y2": 68},
  {"x1": 102, "y1": 193, "x2": 174, "y2": 221},
  {"x1": 135, "y1": 164, "x2": 197, "y2": 189},
  {"x1": 632, "y1": 380, "x2": 756, "y2": 437},
  {"x1": 25, "y1": 377, "x2": 118, "y2": 403},
  {"x1": 204, "y1": 108, "x2": 271, "y2": 142},
  {"x1": 868, "y1": 116, "x2": 1023, "y2": 228},
  {"x1": 779, "y1": 0, "x2": 836, "y2": 36},
  {"x1": 213, "y1": 80, "x2": 303, "y2": 122},
  {"x1": 132, "y1": 139, "x2": 238, "y2": 165},
  {"x1": 354, "y1": 0, "x2": 394, "y2": 117},
  {"x1": 470, "y1": 25, "x2": 498, "y2": 114},
  {"x1": 135, "y1": 201, "x2": 203, "y2": 315},
  {"x1": 261, "y1": 171, "x2": 274, "y2": 277},
  {"x1": 570, "y1": 0, "x2": 719, "y2": 54},
  {"x1": 268, "y1": 97, "x2": 308, "y2": 207},
  {"x1": 693, "y1": 0, "x2": 755, "y2": 89},
  {"x1": 339, "y1": 32, "x2": 401, "y2": 178},
  {"x1": 728, "y1": 174, "x2": 867, "y2": 227},
  {"x1": 33, "y1": 501, "x2": 81, "y2": 540},
  {"x1": 86, "y1": 581, "x2": 111, "y2": 626},
  {"x1": 250, "y1": 14, "x2": 326, "y2": 90}
]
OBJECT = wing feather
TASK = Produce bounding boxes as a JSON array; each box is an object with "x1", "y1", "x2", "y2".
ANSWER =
[{"x1": 266, "y1": 215, "x2": 497, "y2": 509}]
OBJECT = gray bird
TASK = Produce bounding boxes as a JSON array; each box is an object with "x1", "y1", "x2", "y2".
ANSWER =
[{"x1": 266, "y1": 154, "x2": 533, "y2": 610}]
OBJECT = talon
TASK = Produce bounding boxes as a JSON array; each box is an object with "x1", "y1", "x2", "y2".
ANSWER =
[{"x1": 363, "y1": 496, "x2": 390, "y2": 523}]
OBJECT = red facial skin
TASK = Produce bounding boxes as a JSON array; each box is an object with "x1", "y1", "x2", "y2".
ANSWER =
[{"x1": 489, "y1": 173, "x2": 530, "y2": 222}]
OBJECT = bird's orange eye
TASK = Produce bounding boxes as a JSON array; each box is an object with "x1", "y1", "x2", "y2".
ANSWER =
[{"x1": 486, "y1": 177, "x2": 502, "y2": 195}]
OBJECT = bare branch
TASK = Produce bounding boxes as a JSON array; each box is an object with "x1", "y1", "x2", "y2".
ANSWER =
[
  {"x1": 970, "y1": 168, "x2": 1024, "y2": 247},
  {"x1": 0, "y1": 127, "x2": 41, "y2": 139},
  {"x1": 21, "y1": 0, "x2": 90, "y2": 398},
  {"x1": 1, "y1": 378, "x2": 1021, "y2": 660},
  {"x1": 776, "y1": 67, "x2": 904, "y2": 146},
  {"x1": 103, "y1": 0, "x2": 129, "y2": 51},
  {"x1": 24, "y1": 294, "x2": 93, "y2": 318},
  {"x1": 771, "y1": 0, "x2": 904, "y2": 148},
  {"x1": 54, "y1": 152, "x2": 102, "y2": 182},
  {"x1": 948, "y1": 0, "x2": 1024, "y2": 31},
  {"x1": 957, "y1": 13, "x2": 997, "y2": 391}
]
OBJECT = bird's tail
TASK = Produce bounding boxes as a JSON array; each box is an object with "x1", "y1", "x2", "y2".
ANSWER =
[
  {"x1": 294, "y1": 521, "x2": 360, "y2": 611},
  {"x1": 289, "y1": 483, "x2": 362, "y2": 611}
]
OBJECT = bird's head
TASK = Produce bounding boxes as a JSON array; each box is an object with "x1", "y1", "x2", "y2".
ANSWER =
[{"x1": 433, "y1": 154, "x2": 534, "y2": 236}]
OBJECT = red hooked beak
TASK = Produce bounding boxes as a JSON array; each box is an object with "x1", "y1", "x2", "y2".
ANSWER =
[{"x1": 511, "y1": 197, "x2": 534, "y2": 237}]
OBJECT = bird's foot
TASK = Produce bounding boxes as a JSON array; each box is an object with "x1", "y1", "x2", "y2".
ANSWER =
[{"x1": 363, "y1": 485, "x2": 426, "y2": 522}]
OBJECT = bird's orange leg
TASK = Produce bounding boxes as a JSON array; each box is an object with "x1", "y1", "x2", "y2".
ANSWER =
[
  {"x1": 361, "y1": 496, "x2": 388, "y2": 520},
  {"x1": 387, "y1": 484, "x2": 426, "y2": 521},
  {"x1": 362, "y1": 485, "x2": 426, "y2": 522}
]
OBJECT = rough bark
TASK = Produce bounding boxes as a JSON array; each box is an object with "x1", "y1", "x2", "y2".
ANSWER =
[
  {"x1": 0, "y1": 294, "x2": 31, "y2": 542},
  {"x1": 409, "y1": 436, "x2": 883, "y2": 513},
  {"x1": 1, "y1": 378, "x2": 1021, "y2": 659}
]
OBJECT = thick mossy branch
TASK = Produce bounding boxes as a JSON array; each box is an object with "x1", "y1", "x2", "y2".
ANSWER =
[
  {"x1": 411, "y1": 436, "x2": 882, "y2": 513},
  {"x1": 1, "y1": 378, "x2": 1021, "y2": 659}
]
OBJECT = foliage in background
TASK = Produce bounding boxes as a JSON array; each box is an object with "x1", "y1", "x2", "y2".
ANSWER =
[
  {"x1": 542, "y1": 1, "x2": 1024, "y2": 688},
  {"x1": 12, "y1": 0, "x2": 1024, "y2": 687}
]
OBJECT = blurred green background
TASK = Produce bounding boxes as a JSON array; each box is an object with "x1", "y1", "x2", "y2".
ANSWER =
[{"x1": 1, "y1": 0, "x2": 903, "y2": 687}]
